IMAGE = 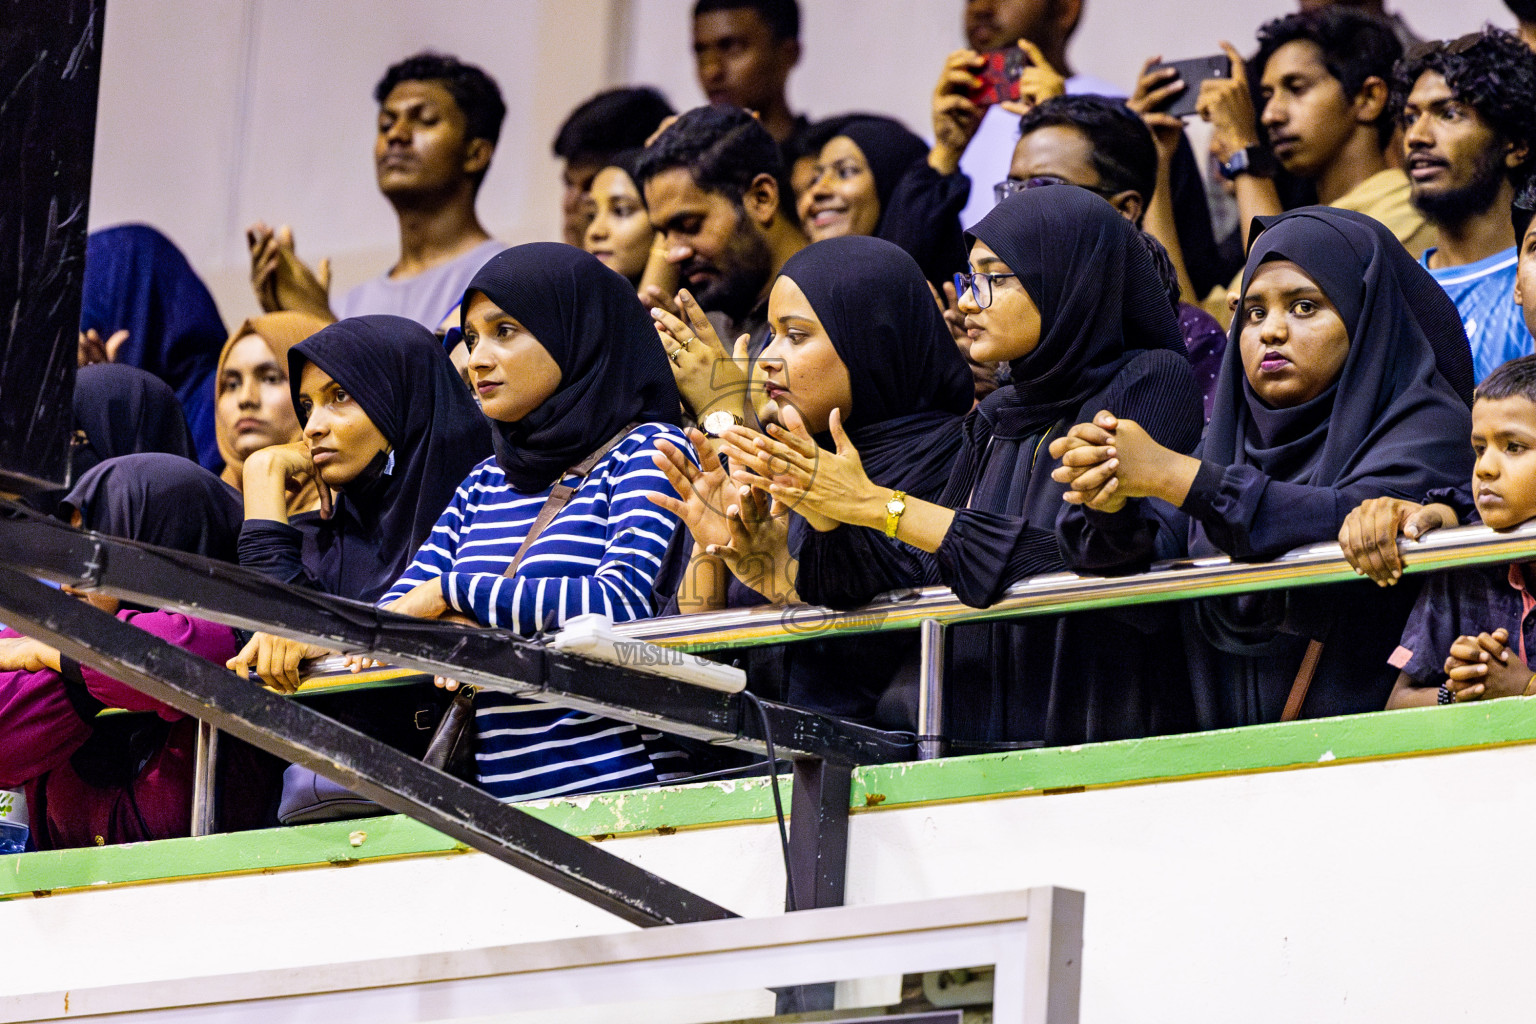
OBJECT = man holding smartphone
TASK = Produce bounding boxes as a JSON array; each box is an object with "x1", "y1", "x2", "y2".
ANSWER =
[
  {"x1": 1197, "y1": 8, "x2": 1433, "y2": 320},
  {"x1": 949, "y1": 1, "x2": 1227, "y2": 298}
]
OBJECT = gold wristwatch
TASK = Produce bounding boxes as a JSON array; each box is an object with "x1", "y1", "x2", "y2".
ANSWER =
[
  {"x1": 701, "y1": 410, "x2": 744, "y2": 438},
  {"x1": 884, "y1": 490, "x2": 907, "y2": 539}
]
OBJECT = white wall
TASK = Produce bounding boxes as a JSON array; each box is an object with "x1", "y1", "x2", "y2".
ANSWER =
[
  {"x1": 89, "y1": 0, "x2": 1522, "y2": 326},
  {"x1": 89, "y1": 0, "x2": 621, "y2": 325},
  {"x1": 10, "y1": 741, "x2": 1536, "y2": 1021}
]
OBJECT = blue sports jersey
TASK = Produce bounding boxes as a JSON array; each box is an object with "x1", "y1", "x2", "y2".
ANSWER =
[{"x1": 1422, "y1": 246, "x2": 1534, "y2": 381}]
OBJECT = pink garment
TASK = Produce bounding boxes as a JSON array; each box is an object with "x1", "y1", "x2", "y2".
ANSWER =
[{"x1": 0, "y1": 612, "x2": 239, "y2": 849}]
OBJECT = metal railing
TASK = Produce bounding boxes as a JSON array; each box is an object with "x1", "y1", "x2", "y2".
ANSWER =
[
  {"x1": 44, "y1": 517, "x2": 1536, "y2": 838},
  {"x1": 614, "y1": 519, "x2": 1536, "y2": 650}
]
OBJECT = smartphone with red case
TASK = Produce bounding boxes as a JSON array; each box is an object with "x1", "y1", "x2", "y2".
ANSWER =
[{"x1": 969, "y1": 47, "x2": 1032, "y2": 108}]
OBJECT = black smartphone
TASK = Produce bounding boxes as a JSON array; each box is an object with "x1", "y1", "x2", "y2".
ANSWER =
[
  {"x1": 968, "y1": 47, "x2": 1033, "y2": 108},
  {"x1": 1149, "y1": 54, "x2": 1232, "y2": 118}
]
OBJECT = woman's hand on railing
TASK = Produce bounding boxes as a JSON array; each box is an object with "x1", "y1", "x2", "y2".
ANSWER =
[
  {"x1": 1339, "y1": 498, "x2": 1459, "y2": 586},
  {"x1": 384, "y1": 578, "x2": 450, "y2": 620},
  {"x1": 228, "y1": 633, "x2": 335, "y2": 695}
]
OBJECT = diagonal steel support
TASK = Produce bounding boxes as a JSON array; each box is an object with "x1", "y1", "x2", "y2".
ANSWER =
[
  {"x1": 0, "y1": 566, "x2": 735, "y2": 928},
  {"x1": 0, "y1": 510, "x2": 912, "y2": 766}
]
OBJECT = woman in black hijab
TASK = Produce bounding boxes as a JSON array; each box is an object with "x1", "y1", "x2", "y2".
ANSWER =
[
  {"x1": 380, "y1": 243, "x2": 693, "y2": 802},
  {"x1": 230, "y1": 315, "x2": 489, "y2": 705},
  {"x1": 234, "y1": 315, "x2": 492, "y2": 604},
  {"x1": 798, "y1": 115, "x2": 968, "y2": 289},
  {"x1": 661, "y1": 236, "x2": 973, "y2": 724},
  {"x1": 1056, "y1": 206, "x2": 1474, "y2": 726},
  {"x1": 1, "y1": 454, "x2": 278, "y2": 847},
  {"x1": 728, "y1": 188, "x2": 1205, "y2": 747},
  {"x1": 71, "y1": 363, "x2": 198, "y2": 478},
  {"x1": 227, "y1": 316, "x2": 492, "y2": 819}
]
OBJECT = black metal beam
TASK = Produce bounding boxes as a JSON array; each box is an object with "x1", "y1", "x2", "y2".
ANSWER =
[
  {"x1": 0, "y1": 566, "x2": 735, "y2": 928},
  {"x1": 0, "y1": 510, "x2": 913, "y2": 765},
  {"x1": 778, "y1": 758, "x2": 853, "y2": 1012},
  {"x1": 788, "y1": 758, "x2": 853, "y2": 914}
]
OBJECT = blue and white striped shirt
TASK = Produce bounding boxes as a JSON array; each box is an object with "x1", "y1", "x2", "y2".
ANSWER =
[{"x1": 383, "y1": 422, "x2": 695, "y2": 802}]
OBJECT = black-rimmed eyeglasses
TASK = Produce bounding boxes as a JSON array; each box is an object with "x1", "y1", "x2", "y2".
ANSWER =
[
  {"x1": 953, "y1": 269, "x2": 1017, "y2": 309},
  {"x1": 992, "y1": 175, "x2": 1120, "y2": 204}
]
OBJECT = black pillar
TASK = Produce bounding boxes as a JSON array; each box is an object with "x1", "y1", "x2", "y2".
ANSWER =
[{"x1": 0, "y1": 0, "x2": 106, "y2": 494}]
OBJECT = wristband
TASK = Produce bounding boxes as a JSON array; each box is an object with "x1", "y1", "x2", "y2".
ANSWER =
[
  {"x1": 1437, "y1": 682, "x2": 1453, "y2": 705},
  {"x1": 1218, "y1": 144, "x2": 1276, "y2": 181},
  {"x1": 1524, "y1": 673, "x2": 1536, "y2": 697}
]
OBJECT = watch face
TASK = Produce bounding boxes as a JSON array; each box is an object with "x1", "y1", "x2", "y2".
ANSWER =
[{"x1": 702, "y1": 410, "x2": 738, "y2": 435}]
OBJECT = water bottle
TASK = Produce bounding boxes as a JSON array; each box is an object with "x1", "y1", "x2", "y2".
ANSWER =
[{"x1": 0, "y1": 789, "x2": 29, "y2": 854}]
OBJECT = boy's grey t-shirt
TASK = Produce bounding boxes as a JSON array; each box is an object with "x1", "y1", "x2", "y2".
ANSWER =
[{"x1": 333, "y1": 239, "x2": 505, "y2": 328}]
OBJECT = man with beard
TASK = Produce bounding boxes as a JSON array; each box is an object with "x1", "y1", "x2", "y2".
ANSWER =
[
  {"x1": 1396, "y1": 30, "x2": 1536, "y2": 380},
  {"x1": 636, "y1": 105, "x2": 807, "y2": 419}
]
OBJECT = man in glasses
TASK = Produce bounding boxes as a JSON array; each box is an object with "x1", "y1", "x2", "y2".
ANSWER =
[
  {"x1": 989, "y1": 95, "x2": 1226, "y2": 417},
  {"x1": 1395, "y1": 30, "x2": 1536, "y2": 381}
]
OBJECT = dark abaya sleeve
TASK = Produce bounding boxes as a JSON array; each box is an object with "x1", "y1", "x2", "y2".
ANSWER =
[
  {"x1": 938, "y1": 350, "x2": 1204, "y2": 607},
  {"x1": 1426, "y1": 483, "x2": 1475, "y2": 524},
  {"x1": 876, "y1": 164, "x2": 970, "y2": 290},
  {"x1": 1183, "y1": 397, "x2": 1474, "y2": 561},
  {"x1": 793, "y1": 520, "x2": 939, "y2": 609},
  {"x1": 1056, "y1": 497, "x2": 1191, "y2": 575},
  {"x1": 238, "y1": 518, "x2": 323, "y2": 590}
]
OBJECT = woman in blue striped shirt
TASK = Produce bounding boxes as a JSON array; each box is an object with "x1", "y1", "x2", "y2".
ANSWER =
[{"x1": 382, "y1": 243, "x2": 693, "y2": 802}]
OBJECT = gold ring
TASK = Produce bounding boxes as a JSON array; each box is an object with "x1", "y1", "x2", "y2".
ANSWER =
[{"x1": 668, "y1": 349, "x2": 681, "y2": 365}]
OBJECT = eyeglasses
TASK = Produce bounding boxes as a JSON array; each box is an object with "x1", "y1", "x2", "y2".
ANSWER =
[
  {"x1": 953, "y1": 269, "x2": 1018, "y2": 310},
  {"x1": 992, "y1": 175, "x2": 1120, "y2": 204}
]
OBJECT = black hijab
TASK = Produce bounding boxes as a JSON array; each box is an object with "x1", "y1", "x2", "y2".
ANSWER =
[
  {"x1": 1193, "y1": 206, "x2": 1474, "y2": 556},
  {"x1": 80, "y1": 224, "x2": 228, "y2": 470},
  {"x1": 463, "y1": 243, "x2": 683, "y2": 493},
  {"x1": 778, "y1": 235, "x2": 972, "y2": 490},
  {"x1": 965, "y1": 186, "x2": 1187, "y2": 440},
  {"x1": 288, "y1": 316, "x2": 492, "y2": 599},
  {"x1": 62, "y1": 453, "x2": 242, "y2": 561},
  {"x1": 833, "y1": 117, "x2": 929, "y2": 235},
  {"x1": 72, "y1": 363, "x2": 198, "y2": 478}
]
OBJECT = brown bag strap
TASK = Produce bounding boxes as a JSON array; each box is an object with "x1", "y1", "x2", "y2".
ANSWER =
[
  {"x1": 503, "y1": 423, "x2": 640, "y2": 578},
  {"x1": 1280, "y1": 639, "x2": 1325, "y2": 722}
]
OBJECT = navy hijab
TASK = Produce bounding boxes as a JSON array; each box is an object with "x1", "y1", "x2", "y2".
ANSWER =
[
  {"x1": 287, "y1": 316, "x2": 492, "y2": 600},
  {"x1": 72, "y1": 364, "x2": 197, "y2": 478},
  {"x1": 833, "y1": 117, "x2": 930, "y2": 234},
  {"x1": 63, "y1": 453, "x2": 243, "y2": 562},
  {"x1": 463, "y1": 243, "x2": 683, "y2": 493},
  {"x1": 80, "y1": 225, "x2": 227, "y2": 472},
  {"x1": 1193, "y1": 206, "x2": 1474, "y2": 557},
  {"x1": 778, "y1": 235, "x2": 972, "y2": 489},
  {"x1": 964, "y1": 187, "x2": 1187, "y2": 440}
]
